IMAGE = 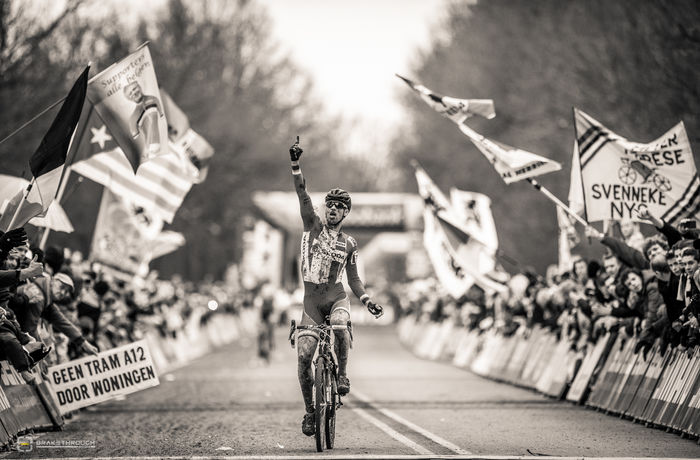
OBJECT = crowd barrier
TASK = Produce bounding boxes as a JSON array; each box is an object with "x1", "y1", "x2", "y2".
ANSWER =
[
  {"x1": 0, "y1": 309, "x2": 257, "y2": 449},
  {"x1": 398, "y1": 317, "x2": 700, "y2": 440}
]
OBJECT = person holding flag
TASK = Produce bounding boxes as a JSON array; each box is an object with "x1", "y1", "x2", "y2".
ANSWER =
[{"x1": 288, "y1": 137, "x2": 383, "y2": 437}]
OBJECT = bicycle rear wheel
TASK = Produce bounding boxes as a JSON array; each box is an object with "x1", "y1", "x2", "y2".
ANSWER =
[
  {"x1": 325, "y1": 370, "x2": 337, "y2": 449},
  {"x1": 314, "y1": 358, "x2": 326, "y2": 452}
]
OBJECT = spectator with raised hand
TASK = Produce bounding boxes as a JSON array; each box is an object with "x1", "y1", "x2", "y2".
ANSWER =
[
  {"x1": 0, "y1": 228, "x2": 28, "y2": 260},
  {"x1": 586, "y1": 220, "x2": 669, "y2": 272},
  {"x1": 13, "y1": 251, "x2": 98, "y2": 359},
  {"x1": 636, "y1": 207, "x2": 682, "y2": 247}
]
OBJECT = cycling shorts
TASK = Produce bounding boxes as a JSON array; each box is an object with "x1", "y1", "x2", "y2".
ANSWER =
[{"x1": 298, "y1": 282, "x2": 350, "y2": 339}]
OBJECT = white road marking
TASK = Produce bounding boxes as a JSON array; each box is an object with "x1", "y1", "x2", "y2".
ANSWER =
[
  {"x1": 44, "y1": 456, "x2": 700, "y2": 459},
  {"x1": 352, "y1": 389, "x2": 474, "y2": 455},
  {"x1": 351, "y1": 405, "x2": 434, "y2": 455}
]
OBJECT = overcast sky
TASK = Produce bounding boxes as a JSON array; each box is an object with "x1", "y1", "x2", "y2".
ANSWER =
[{"x1": 258, "y1": 0, "x2": 451, "y2": 153}]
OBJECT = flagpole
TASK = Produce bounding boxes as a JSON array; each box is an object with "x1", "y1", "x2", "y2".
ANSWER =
[
  {"x1": 39, "y1": 94, "x2": 95, "y2": 250},
  {"x1": 458, "y1": 121, "x2": 592, "y2": 229},
  {"x1": 6, "y1": 179, "x2": 35, "y2": 231},
  {"x1": 526, "y1": 178, "x2": 591, "y2": 228}
]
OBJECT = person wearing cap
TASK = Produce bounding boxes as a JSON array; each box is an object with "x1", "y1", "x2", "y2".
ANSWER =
[{"x1": 12, "y1": 269, "x2": 98, "y2": 357}]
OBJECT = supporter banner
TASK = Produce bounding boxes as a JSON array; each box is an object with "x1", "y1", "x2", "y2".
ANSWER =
[
  {"x1": 170, "y1": 129, "x2": 214, "y2": 184},
  {"x1": 90, "y1": 189, "x2": 163, "y2": 276},
  {"x1": 458, "y1": 124, "x2": 562, "y2": 184},
  {"x1": 160, "y1": 89, "x2": 190, "y2": 141},
  {"x1": 395, "y1": 74, "x2": 495, "y2": 122},
  {"x1": 161, "y1": 90, "x2": 215, "y2": 184},
  {"x1": 414, "y1": 163, "x2": 506, "y2": 295},
  {"x1": 150, "y1": 230, "x2": 186, "y2": 260},
  {"x1": 88, "y1": 44, "x2": 168, "y2": 172},
  {"x1": 449, "y1": 188, "x2": 499, "y2": 255},
  {"x1": 422, "y1": 210, "x2": 474, "y2": 298},
  {"x1": 47, "y1": 340, "x2": 159, "y2": 414},
  {"x1": 574, "y1": 108, "x2": 700, "y2": 224}
]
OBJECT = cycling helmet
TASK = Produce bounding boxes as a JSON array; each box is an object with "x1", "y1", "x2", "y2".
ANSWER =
[{"x1": 325, "y1": 188, "x2": 351, "y2": 211}]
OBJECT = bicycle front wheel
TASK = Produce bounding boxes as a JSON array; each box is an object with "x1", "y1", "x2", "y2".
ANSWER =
[
  {"x1": 314, "y1": 357, "x2": 326, "y2": 452},
  {"x1": 325, "y1": 370, "x2": 337, "y2": 449}
]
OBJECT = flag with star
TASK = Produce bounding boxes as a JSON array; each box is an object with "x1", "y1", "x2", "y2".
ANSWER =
[
  {"x1": 69, "y1": 107, "x2": 195, "y2": 223},
  {"x1": 67, "y1": 103, "x2": 119, "y2": 164}
]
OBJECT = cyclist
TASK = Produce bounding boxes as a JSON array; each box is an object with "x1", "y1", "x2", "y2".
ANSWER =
[{"x1": 289, "y1": 137, "x2": 383, "y2": 436}]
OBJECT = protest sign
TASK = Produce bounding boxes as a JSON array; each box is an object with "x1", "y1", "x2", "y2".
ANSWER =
[{"x1": 47, "y1": 340, "x2": 159, "y2": 414}]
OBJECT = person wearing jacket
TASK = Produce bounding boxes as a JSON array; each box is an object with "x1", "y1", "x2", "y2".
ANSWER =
[{"x1": 12, "y1": 272, "x2": 97, "y2": 357}]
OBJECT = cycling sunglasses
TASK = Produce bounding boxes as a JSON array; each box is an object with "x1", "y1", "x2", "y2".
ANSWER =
[{"x1": 326, "y1": 201, "x2": 347, "y2": 210}]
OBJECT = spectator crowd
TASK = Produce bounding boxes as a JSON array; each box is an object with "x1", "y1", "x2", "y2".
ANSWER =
[
  {"x1": 0, "y1": 227, "x2": 250, "y2": 386},
  {"x1": 394, "y1": 211, "x2": 700, "y2": 359}
]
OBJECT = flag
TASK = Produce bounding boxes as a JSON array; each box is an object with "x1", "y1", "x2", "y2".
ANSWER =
[
  {"x1": 414, "y1": 162, "x2": 506, "y2": 296},
  {"x1": 170, "y1": 129, "x2": 214, "y2": 184},
  {"x1": 150, "y1": 231, "x2": 186, "y2": 260},
  {"x1": 449, "y1": 188, "x2": 499, "y2": 253},
  {"x1": 30, "y1": 202, "x2": 74, "y2": 233},
  {"x1": 70, "y1": 101, "x2": 195, "y2": 223},
  {"x1": 568, "y1": 140, "x2": 585, "y2": 218},
  {"x1": 160, "y1": 90, "x2": 190, "y2": 141},
  {"x1": 0, "y1": 177, "x2": 73, "y2": 233},
  {"x1": 0, "y1": 67, "x2": 88, "y2": 231},
  {"x1": 160, "y1": 90, "x2": 215, "y2": 184},
  {"x1": 72, "y1": 150, "x2": 193, "y2": 224},
  {"x1": 557, "y1": 207, "x2": 578, "y2": 275},
  {"x1": 88, "y1": 44, "x2": 168, "y2": 172},
  {"x1": 458, "y1": 123, "x2": 562, "y2": 184},
  {"x1": 90, "y1": 189, "x2": 164, "y2": 277},
  {"x1": 574, "y1": 108, "x2": 700, "y2": 224},
  {"x1": 397, "y1": 75, "x2": 560, "y2": 184},
  {"x1": 396, "y1": 74, "x2": 495, "y2": 122}
]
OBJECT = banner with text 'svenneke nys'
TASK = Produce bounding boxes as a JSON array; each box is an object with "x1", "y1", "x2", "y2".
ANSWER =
[
  {"x1": 47, "y1": 340, "x2": 159, "y2": 414},
  {"x1": 575, "y1": 108, "x2": 700, "y2": 224}
]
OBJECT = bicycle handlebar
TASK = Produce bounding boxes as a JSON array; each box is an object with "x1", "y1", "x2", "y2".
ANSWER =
[
  {"x1": 289, "y1": 320, "x2": 354, "y2": 347},
  {"x1": 296, "y1": 324, "x2": 348, "y2": 331}
]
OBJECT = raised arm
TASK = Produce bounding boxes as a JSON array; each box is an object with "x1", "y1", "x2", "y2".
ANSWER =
[
  {"x1": 290, "y1": 137, "x2": 317, "y2": 230},
  {"x1": 637, "y1": 208, "x2": 682, "y2": 247}
]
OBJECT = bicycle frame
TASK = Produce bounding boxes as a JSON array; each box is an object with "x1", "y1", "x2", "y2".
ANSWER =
[{"x1": 289, "y1": 318, "x2": 352, "y2": 451}]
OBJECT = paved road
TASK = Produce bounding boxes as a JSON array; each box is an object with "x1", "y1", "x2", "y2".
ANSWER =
[{"x1": 5, "y1": 326, "x2": 700, "y2": 458}]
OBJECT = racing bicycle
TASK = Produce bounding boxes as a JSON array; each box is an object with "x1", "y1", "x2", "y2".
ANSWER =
[{"x1": 289, "y1": 317, "x2": 352, "y2": 452}]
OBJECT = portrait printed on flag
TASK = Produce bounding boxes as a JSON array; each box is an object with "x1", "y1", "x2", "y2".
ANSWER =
[{"x1": 88, "y1": 45, "x2": 168, "y2": 170}]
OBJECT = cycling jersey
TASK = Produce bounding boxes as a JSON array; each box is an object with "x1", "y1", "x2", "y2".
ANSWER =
[{"x1": 294, "y1": 176, "x2": 367, "y2": 326}]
